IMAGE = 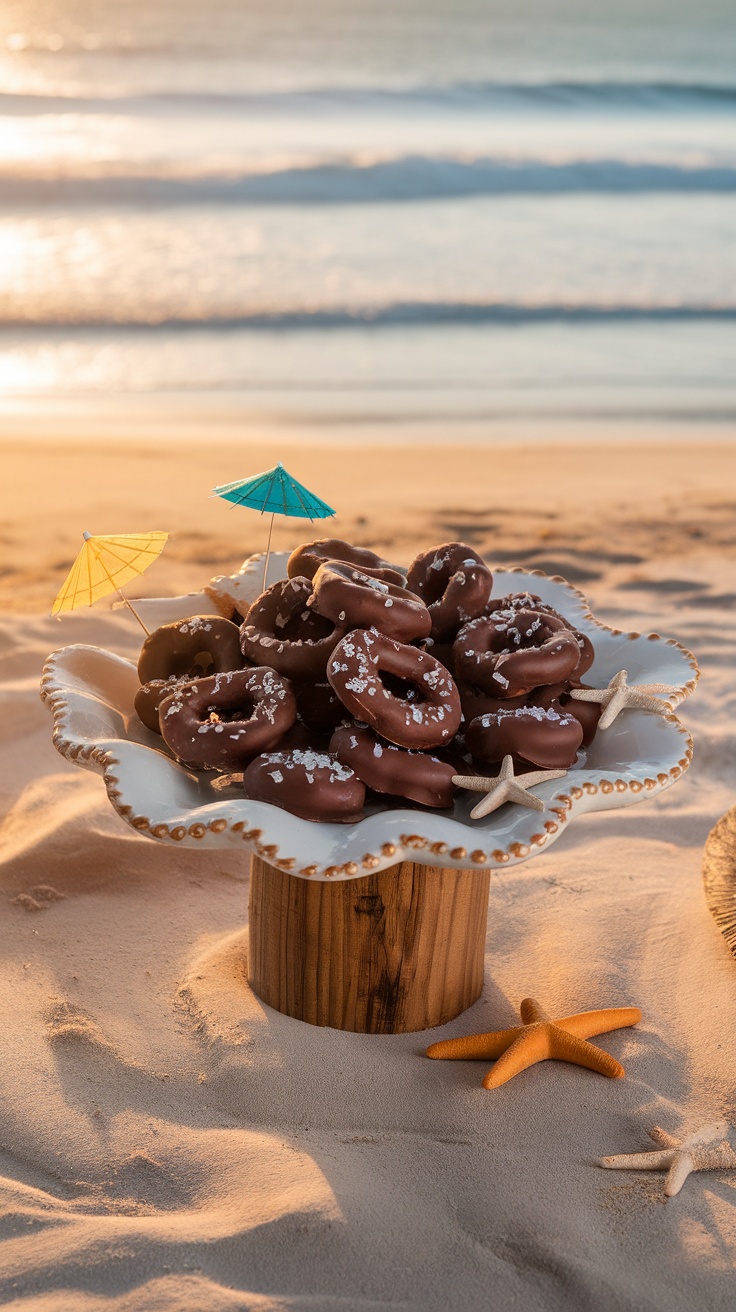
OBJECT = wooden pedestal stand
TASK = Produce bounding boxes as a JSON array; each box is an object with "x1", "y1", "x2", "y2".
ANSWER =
[{"x1": 248, "y1": 856, "x2": 491, "y2": 1034}]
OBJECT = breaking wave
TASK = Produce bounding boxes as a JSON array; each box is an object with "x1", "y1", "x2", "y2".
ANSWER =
[{"x1": 4, "y1": 155, "x2": 736, "y2": 206}]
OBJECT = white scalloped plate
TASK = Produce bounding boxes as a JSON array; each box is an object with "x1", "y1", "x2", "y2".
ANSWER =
[{"x1": 41, "y1": 556, "x2": 698, "y2": 881}]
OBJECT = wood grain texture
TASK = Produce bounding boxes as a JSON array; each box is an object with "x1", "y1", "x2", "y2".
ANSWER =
[
  {"x1": 248, "y1": 858, "x2": 491, "y2": 1033},
  {"x1": 703, "y1": 804, "x2": 736, "y2": 960}
]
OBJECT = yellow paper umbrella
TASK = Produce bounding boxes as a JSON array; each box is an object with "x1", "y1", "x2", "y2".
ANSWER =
[{"x1": 52, "y1": 531, "x2": 169, "y2": 635}]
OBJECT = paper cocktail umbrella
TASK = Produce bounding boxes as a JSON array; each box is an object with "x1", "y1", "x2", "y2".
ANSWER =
[
  {"x1": 52, "y1": 530, "x2": 169, "y2": 635},
  {"x1": 211, "y1": 462, "x2": 335, "y2": 589}
]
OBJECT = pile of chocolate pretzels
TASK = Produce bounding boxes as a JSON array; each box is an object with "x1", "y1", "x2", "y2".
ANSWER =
[{"x1": 132, "y1": 539, "x2": 600, "y2": 823}]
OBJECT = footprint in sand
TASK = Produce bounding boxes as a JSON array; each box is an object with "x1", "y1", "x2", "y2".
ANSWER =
[
  {"x1": 12, "y1": 884, "x2": 66, "y2": 913},
  {"x1": 0, "y1": 991, "x2": 339, "y2": 1296},
  {"x1": 176, "y1": 929, "x2": 275, "y2": 1057},
  {"x1": 0, "y1": 1113, "x2": 339, "y2": 1290}
]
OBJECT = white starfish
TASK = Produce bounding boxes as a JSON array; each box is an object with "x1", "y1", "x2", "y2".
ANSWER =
[
  {"x1": 452, "y1": 755, "x2": 567, "y2": 819},
  {"x1": 570, "y1": 669, "x2": 680, "y2": 731},
  {"x1": 599, "y1": 1121, "x2": 736, "y2": 1198}
]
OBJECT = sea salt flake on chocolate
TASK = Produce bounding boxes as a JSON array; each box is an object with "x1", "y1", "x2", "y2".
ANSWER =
[
  {"x1": 179, "y1": 618, "x2": 213, "y2": 635},
  {"x1": 353, "y1": 570, "x2": 389, "y2": 593},
  {"x1": 345, "y1": 677, "x2": 368, "y2": 693}
]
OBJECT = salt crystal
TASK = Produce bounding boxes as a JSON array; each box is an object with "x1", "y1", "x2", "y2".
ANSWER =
[{"x1": 354, "y1": 570, "x2": 388, "y2": 593}]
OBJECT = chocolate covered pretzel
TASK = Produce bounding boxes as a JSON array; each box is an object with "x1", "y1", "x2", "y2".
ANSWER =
[
  {"x1": 240, "y1": 577, "x2": 345, "y2": 680},
  {"x1": 407, "y1": 542, "x2": 493, "y2": 641},
  {"x1": 327, "y1": 628, "x2": 461, "y2": 749}
]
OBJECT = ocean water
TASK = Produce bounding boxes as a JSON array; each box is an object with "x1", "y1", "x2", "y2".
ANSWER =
[{"x1": 1, "y1": 0, "x2": 735, "y2": 431}]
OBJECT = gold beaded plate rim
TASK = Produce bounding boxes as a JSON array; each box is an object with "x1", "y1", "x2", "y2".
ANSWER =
[{"x1": 40, "y1": 555, "x2": 698, "y2": 882}]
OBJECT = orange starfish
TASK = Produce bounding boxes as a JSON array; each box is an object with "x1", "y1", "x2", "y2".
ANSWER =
[{"x1": 426, "y1": 997, "x2": 641, "y2": 1089}]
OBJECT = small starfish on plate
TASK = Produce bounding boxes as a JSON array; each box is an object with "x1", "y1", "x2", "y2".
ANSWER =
[
  {"x1": 570, "y1": 669, "x2": 680, "y2": 731},
  {"x1": 452, "y1": 755, "x2": 567, "y2": 819},
  {"x1": 426, "y1": 997, "x2": 641, "y2": 1089},
  {"x1": 600, "y1": 1121, "x2": 736, "y2": 1198}
]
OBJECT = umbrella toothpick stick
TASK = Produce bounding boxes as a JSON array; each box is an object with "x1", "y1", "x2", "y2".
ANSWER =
[
  {"x1": 112, "y1": 590, "x2": 151, "y2": 637},
  {"x1": 263, "y1": 512, "x2": 275, "y2": 592}
]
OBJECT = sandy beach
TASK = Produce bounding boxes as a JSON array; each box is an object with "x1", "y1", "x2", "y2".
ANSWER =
[
  {"x1": 3, "y1": 431, "x2": 736, "y2": 612},
  {"x1": 1, "y1": 433, "x2": 736, "y2": 1310}
]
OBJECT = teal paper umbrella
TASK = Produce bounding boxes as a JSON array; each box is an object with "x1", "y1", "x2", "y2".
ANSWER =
[{"x1": 212, "y1": 462, "x2": 335, "y2": 589}]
